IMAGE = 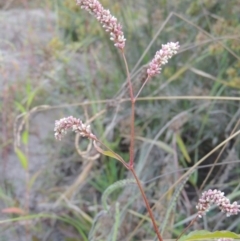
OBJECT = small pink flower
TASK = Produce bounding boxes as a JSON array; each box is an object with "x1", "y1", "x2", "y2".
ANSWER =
[
  {"x1": 196, "y1": 189, "x2": 240, "y2": 218},
  {"x1": 147, "y1": 42, "x2": 180, "y2": 77},
  {"x1": 76, "y1": 0, "x2": 126, "y2": 49},
  {"x1": 54, "y1": 116, "x2": 96, "y2": 140}
]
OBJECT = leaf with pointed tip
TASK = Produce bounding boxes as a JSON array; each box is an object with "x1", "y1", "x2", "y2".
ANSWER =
[
  {"x1": 15, "y1": 101, "x2": 26, "y2": 113},
  {"x1": 179, "y1": 230, "x2": 240, "y2": 241},
  {"x1": 176, "y1": 132, "x2": 191, "y2": 163},
  {"x1": 21, "y1": 130, "x2": 29, "y2": 145},
  {"x1": 15, "y1": 147, "x2": 28, "y2": 170},
  {"x1": 93, "y1": 141, "x2": 127, "y2": 167}
]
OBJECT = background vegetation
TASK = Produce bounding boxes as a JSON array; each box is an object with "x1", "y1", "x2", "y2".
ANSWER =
[{"x1": 0, "y1": 0, "x2": 240, "y2": 240}]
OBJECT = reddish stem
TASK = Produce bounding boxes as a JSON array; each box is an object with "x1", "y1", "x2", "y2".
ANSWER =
[
  {"x1": 135, "y1": 76, "x2": 150, "y2": 100},
  {"x1": 176, "y1": 216, "x2": 198, "y2": 241},
  {"x1": 121, "y1": 51, "x2": 135, "y2": 167},
  {"x1": 121, "y1": 51, "x2": 134, "y2": 101},
  {"x1": 121, "y1": 50, "x2": 163, "y2": 241},
  {"x1": 130, "y1": 168, "x2": 163, "y2": 241},
  {"x1": 129, "y1": 100, "x2": 135, "y2": 167}
]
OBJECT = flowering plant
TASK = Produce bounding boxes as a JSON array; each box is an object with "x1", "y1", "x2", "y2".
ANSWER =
[{"x1": 54, "y1": 1, "x2": 240, "y2": 240}]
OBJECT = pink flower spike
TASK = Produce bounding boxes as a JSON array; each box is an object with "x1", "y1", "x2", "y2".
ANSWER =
[
  {"x1": 54, "y1": 116, "x2": 96, "y2": 141},
  {"x1": 76, "y1": 0, "x2": 126, "y2": 49},
  {"x1": 196, "y1": 189, "x2": 240, "y2": 218},
  {"x1": 147, "y1": 42, "x2": 180, "y2": 77}
]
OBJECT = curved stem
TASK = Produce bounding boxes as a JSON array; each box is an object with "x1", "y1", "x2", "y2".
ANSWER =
[{"x1": 130, "y1": 168, "x2": 163, "y2": 241}]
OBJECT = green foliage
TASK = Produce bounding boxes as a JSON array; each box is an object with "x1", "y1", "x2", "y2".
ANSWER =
[
  {"x1": 51, "y1": 0, "x2": 240, "y2": 239},
  {"x1": 15, "y1": 147, "x2": 28, "y2": 170},
  {"x1": 21, "y1": 130, "x2": 29, "y2": 145},
  {"x1": 176, "y1": 132, "x2": 191, "y2": 163},
  {"x1": 179, "y1": 230, "x2": 240, "y2": 241}
]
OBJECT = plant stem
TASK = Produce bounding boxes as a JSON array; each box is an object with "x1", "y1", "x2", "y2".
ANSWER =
[
  {"x1": 135, "y1": 76, "x2": 150, "y2": 100},
  {"x1": 121, "y1": 51, "x2": 134, "y2": 101},
  {"x1": 121, "y1": 50, "x2": 162, "y2": 240},
  {"x1": 176, "y1": 216, "x2": 198, "y2": 241},
  {"x1": 130, "y1": 168, "x2": 163, "y2": 241},
  {"x1": 129, "y1": 100, "x2": 135, "y2": 167},
  {"x1": 121, "y1": 51, "x2": 135, "y2": 167}
]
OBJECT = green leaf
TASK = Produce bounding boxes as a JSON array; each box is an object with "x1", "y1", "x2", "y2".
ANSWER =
[
  {"x1": 179, "y1": 230, "x2": 240, "y2": 241},
  {"x1": 189, "y1": 171, "x2": 198, "y2": 187},
  {"x1": 93, "y1": 141, "x2": 127, "y2": 167},
  {"x1": 176, "y1": 132, "x2": 191, "y2": 163},
  {"x1": 100, "y1": 150, "x2": 123, "y2": 161},
  {"x1": 133, "y1": 136, "x2": 174, "y2": 154},
  {"x1": 15, "y1": 148, "x2": 28, "y2": 170},
  {"x1": 21, "y1": 130, "x2": 29, "y2": 145},
  {"x1": 26, "y1": 90, "x2": 37, "y2": 109},
  {"x1": 15, "y1": 101, "x2": 26, "y2": 113},
  {"x1": 155, "y1": 140, "x2": 174, "y2": 154}
]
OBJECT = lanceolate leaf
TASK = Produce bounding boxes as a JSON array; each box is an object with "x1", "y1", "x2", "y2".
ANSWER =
[
  {"x1": 15, "y1": 147, "x2": 28, "y2": 170},
  {"x1": 93, "y1": 141, "x2": 128, "y2": 168},
  {"x1": 176, "y1": 132, "x2": 191, "y2": 163},
  {"x1": 21, "y1": 130, "x2": 29, "y2": 145},
  {"x1": 15, "y1": 101, "x2": 26, "y2": 113},
  {"x1": 179, "y1": 230, "x2": 240, "y2": 241}
]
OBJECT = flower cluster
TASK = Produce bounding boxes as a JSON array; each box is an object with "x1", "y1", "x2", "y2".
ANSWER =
[
  {"x1": 54, "y1": 116, "x2": 96, "y2": 141},
  {"x1": 76, "y1": 0, "x2": 126, "y2": 49},
  {"x1": 147, "y1": 42, "x2": 180, "y2": 77},
  {"x1": 196, "y1": 189, "x2": 240, "y2": 218}
]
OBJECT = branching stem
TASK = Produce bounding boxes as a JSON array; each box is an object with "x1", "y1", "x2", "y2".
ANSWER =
[{"x1": 121, "y1": 50, "x2": 163, "y2": 240}]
